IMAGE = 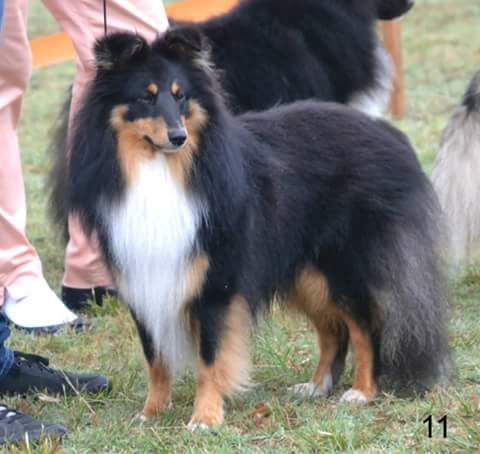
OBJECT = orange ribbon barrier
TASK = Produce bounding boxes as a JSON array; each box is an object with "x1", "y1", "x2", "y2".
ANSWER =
[{"x1": 30, "y1": 0, "x2": 238, "y2": 69}]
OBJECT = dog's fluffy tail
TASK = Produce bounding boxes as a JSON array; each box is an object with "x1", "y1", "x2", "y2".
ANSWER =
[
  {"x1": 48, "y1": 90, "x2": 72, "y2": 241},
  {"x1": 371, "y1": 180, "x2": 451, "y2": 391},
  {"x1": 431, "y1": 71, "x2": 480, "y2": 266}
]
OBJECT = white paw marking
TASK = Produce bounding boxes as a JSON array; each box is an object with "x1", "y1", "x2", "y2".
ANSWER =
[
  {"x1": 289, "y1": 374, "x2": 332, "y2": 398},
  {"x1": 187, "y1": 421, "x2": 210, "y2": 432},
  {"x1": 137, "y1": 413, "x2": 149, "y2": 422},
  {"x1": 340, "y1": 389, "x2": 369, "y2": 404}
]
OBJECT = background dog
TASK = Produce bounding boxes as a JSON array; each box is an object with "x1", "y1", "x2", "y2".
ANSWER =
[
  {"x1": 183, "y1": 0, "x2": 409, "y2": 116},
  {"x1": 53, "y1": 30, "x2": 450, "y2": 429},
  {"x1": 432, "y1": 71, "x2": 480, "y2": 266}
]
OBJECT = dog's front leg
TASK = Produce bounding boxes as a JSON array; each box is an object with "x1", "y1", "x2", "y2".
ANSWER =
[
  {"x1": 130, "y1": 311, "x2": 172, "y2": 418},
  {"x1": 143, "y1": 357, "x2": 171, "y2": 418},
  {"x1": 188, "y1": 296, "x2": 252, "y2": 430}
]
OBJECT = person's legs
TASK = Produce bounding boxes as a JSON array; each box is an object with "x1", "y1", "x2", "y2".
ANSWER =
[
  {"x1": 42, "y1": 0, "x2": 169, "y2": 308},
  {"x1": 0, "y1": 313, "x2": 107, "y2": 446},
  {"x1": 0, "y1": 0, "x2": 78, "y2": 329},
  {"x1": 0, "y1": 289, "x2": 110, "y2": 398}
]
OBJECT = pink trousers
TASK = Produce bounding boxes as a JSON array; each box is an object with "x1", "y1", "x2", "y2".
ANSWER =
[{"x1": 0, "y1": 0, "x2": 169, "y2": 305}]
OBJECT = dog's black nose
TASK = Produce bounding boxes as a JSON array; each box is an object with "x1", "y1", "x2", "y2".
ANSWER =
[{"x1": 168, "y1": 129, "x2": 187, "y2": 147}]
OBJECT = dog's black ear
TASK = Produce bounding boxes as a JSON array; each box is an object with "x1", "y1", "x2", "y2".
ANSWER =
[
  {"x1": 94, "y1": 32, "x2": 149, "y2": 71},
  {"x1": 162, "y1": 26, "x2": 209, "y2": 58},
  {"x1": 376, "y1": 0, "x2": 415, "y2": 20}
]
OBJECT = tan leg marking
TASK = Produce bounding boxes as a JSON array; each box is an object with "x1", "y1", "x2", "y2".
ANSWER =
[
  {"x1": 289, "y1": 267, "x2": 345, "y2": 397},
  {"x1": 182, "y1": 254, "x2": 210, "y2": 338},
  {"x1": 340, "y1": 314, "x2": 376, "y2": 403},
  {"x1": 184, "y1": 254, "x2": 210, "y2": 304},
  {"x1": 288, "y1": 267, "x2": 376, "y2": 402},
  {"x1": 142, "y1": 358, "x2": 172, "y2": 418},
  {"x1": 188, "y1": 296, "x2": 251, "y2": 430}
]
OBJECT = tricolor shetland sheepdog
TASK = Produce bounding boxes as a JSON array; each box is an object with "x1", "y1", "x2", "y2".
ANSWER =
[
  {"x1": 432, "y1": 71, "x2": 480, "y2": 266},
  {"x1": 54, "y1": 30, "x2": 449, "y2": 429}
]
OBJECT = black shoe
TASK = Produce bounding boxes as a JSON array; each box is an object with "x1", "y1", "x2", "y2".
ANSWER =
[
  {"x1": 0, "y1": 404, "x2": 66, "y2": 445},
  {"x1": 0, "y1": 352, "x2": 111, "y2": 396},
  {"x1": 62, "y1": 286, "x2": 117, "y2": 312}
]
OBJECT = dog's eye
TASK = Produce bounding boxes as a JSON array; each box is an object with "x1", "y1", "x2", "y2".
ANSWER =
[{"x1": 136, "y1": 94, "x2": 155, "y2": 105}]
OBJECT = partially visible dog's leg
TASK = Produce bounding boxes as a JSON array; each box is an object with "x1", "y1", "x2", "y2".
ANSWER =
[
  {"x1": 339, "y1": 314, "x2": 376, "y2": 404},
  {"x1": 188, "y1": 296, "x2": 251, "y2": 430},
  {"x1": 289, "y1": 267, "x2": 348, "y2": 397},
  {"x1": 291, "y1": 319, "x2": 347, "y2": 398},
  {"x1": 142, "y1": 357, "x2": 171, "y2": 418},
  {"x1": 130, "y1": 310, "x2": 172, "y2": 418}
]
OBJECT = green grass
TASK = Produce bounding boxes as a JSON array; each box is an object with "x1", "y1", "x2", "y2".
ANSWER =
[{"x1": 3, "y1": 1, "x2": 480, "y2": 452}]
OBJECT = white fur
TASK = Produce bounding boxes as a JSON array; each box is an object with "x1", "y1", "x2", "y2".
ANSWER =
[
  {"x1": 432, "y1": 108, "x2": 480, "y2": 265},
  {"x1": 289, "y1": 373, "x2": 333, "y2": 398},
  {"x1": 348, "y1": 44, "x2": 394, "y2": 118},
  {"x1": 187, "y1": 422, "x2": 210, "y2": 432},
  {"x1": 101, "y1": 156, "x2": 205, "y2": 375},
  {"x1": 340, "y1": 388, "x2": 369, "y2": 404}
]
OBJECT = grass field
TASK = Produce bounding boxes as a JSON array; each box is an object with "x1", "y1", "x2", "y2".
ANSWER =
[{"x1": 3, "y1": 1, "x2": 480, "y2": 452}]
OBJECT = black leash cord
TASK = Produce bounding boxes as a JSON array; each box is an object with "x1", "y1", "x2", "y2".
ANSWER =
[{"x1": 103, "y1": 0, "x2": 107, "y2": 35}]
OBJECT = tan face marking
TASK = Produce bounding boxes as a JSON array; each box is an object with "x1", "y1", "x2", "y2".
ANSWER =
[
  {"x1": 147, "y1": 83, "x2": 158, "y2": 95},
  {"x1": 110, "y1": 104, "x2": 168, "y2": 185},
  {"x1": 109, "y1": 99, "x2": 209, "y2": 188}
]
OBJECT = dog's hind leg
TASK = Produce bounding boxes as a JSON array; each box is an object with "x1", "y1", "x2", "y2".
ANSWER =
[
  {"x1": 289, "y1": 267, "x2": 349, "y2": 398},
  {"x1": 290, "y1": 318, "x2": 348, "y2": 398},
  {"x1": 338, "y1": 313, "x2": 376, "y2": 404},
  {"x1": 188, "y1": 296, "x2": 251, "y2": 430}
]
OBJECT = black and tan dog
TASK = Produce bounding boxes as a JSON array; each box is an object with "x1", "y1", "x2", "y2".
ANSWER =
[{"x1": 52, "y1": 30, "x2": 450, "y2": 429}]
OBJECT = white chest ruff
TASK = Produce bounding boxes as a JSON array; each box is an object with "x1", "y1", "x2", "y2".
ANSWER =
[
  {"x1": 102, "y1": 156, "x2": 203, "y2": 374},
  {"x1": 348, "y1": 43, "x2": 394, "y2": 118}
]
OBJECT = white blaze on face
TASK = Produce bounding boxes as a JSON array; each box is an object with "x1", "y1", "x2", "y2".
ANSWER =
[{"x1": 102, "y1": 155, "x2": 205, "y2": 374}]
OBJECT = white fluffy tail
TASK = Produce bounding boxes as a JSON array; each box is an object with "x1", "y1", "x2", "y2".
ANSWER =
[{"x1": 431, "y1": 71, "x2": 480, "y2": 266}]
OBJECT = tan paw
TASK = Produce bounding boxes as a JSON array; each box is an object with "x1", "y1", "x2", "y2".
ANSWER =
[
  {"x1": 142, "y1": 399, "x2": 172, "y2": 419},
  {"x1": 187, "y1": 407, "x2": 224, "y2": 431}
]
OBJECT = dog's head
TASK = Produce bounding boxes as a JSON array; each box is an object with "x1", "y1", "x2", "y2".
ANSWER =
[
  {"x1": 92, "y1": 29, "x2": 220, "y2": 158},
  {"x1": 66, "y1": 29, "x2": 223, "y2": 225},
  {"x1": 376, "y1": 0, "x2": 415, "y2": 20},
  {"x1": 67, "y1": 28, "x2": 226, "y2": 200}
]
